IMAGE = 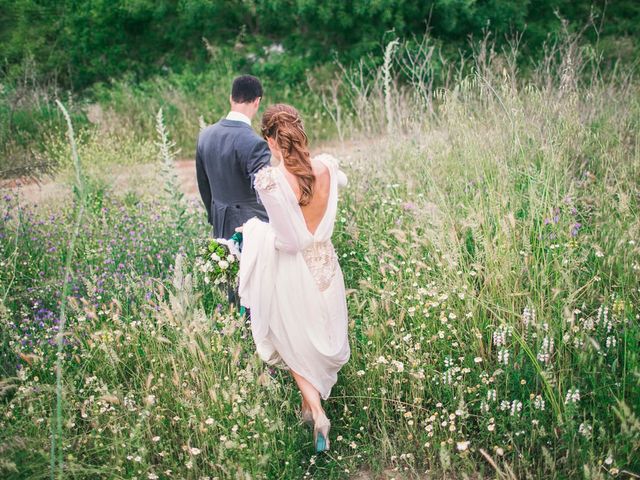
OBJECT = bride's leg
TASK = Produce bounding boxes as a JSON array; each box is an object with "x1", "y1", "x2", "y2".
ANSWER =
[
  {"x1": 291, "y1": 370, "x2": 323, "y2": 421},
  {"x1": 291, "y1": 370, "x2": 331, "y2": 451}
]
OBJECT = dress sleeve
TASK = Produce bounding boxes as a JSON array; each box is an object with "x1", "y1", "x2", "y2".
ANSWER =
[
  {"x1": 253, "y1": 167, "x2": 306, "y2": 253},
  {"x1": 336, "y1": 169, "x2": 348, "y2": 188}
]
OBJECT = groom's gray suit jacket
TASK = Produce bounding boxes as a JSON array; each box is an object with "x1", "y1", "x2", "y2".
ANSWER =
[{"x1": 196, "y1": 119, "x2": 271, "y2": 239}]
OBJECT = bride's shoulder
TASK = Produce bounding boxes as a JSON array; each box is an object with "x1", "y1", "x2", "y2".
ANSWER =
[
  {"x1": 312, "y1": 153, "x2": 340, "y2": 169},
  {"x1": 313, "y1": 153, "x2": 348, "y2": 188},
  {"x1": 254, "y1": 166, "x2": 279, "y2": 192}
]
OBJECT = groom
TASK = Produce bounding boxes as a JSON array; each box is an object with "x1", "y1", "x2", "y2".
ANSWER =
[{"x1": 195, "y1": 75, "x2": 271, "y2": 239}]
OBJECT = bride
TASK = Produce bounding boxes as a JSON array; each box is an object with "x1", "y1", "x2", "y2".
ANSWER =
[{"x1": 238, "y1": 103, "x2": 350, "y2": 452}]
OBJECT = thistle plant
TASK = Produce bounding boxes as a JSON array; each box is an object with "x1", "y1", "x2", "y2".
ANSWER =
[
  {"x1": 155, "y1": 108, "x2": 187, "y2": 232},
  {"x1": 383, "y1": 38, "x2": 400, "y2": 135}
]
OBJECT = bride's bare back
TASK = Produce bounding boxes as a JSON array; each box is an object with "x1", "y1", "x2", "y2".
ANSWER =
[{"x1": 282, "y1": 160, "x2": 331, "y2": 235}]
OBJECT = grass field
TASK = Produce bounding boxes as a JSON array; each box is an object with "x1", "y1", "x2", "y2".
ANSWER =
[{"x1": 1, "y1": 38, "x2": 639, "y2": 479}]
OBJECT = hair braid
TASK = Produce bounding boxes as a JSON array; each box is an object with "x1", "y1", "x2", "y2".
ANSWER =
[{"x1": 261, "y1": 104, "x2": 315, "y2": 206}]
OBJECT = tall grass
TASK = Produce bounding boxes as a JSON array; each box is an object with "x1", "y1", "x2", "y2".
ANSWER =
[
  {"x1": 0, "y1": 32, "x2": 639, "y2": 479},
  {"x1": 49, "y1": 100, "x2": 86, "y2": 479}
]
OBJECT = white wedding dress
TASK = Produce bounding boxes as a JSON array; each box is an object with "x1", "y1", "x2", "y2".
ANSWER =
[{"x1": 238, "y1": 154, "x2": 350, "y2": 400}]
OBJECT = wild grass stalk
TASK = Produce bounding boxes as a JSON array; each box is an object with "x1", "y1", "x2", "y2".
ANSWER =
[{"x1": 51, "y1": 100, "x2": 86, "y2": 479}]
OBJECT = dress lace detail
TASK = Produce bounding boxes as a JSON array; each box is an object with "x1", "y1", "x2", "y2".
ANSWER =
[
  {"x1": 254, "y1": 166, "x2": 278, "y2": 192},
  {"x1": 302, "y1": 240, "x2": 338, "y2": 292}
]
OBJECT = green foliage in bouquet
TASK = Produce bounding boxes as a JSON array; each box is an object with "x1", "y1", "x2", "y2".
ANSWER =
[{"x1": 195, "y1": 238, "x2": 239, "y2": 287}]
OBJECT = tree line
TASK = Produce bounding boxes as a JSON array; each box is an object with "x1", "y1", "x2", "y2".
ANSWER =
[{"x1": 1, "y1": 0, "x2": 638, "y2": 91}]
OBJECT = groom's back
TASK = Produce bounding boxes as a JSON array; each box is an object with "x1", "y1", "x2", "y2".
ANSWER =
[
  {"x1": 199, "y1": 121, "x2": 259, "y2": 194},
  {"x1": 196, "y1": 119, "x2": 271, "y2": 238}
]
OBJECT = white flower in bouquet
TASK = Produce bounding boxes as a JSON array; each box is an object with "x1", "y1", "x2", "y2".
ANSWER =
[
  {"x1": 197, "y1": 237, "x2": 241, "y2": 289},
  {"x1": 216, "y1": 237, "x2": 241, "y2": 258}
]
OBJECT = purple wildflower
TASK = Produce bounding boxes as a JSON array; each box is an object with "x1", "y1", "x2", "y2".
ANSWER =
[{"x1": 571, "y1": 223, "x2": 581, "y2": 237}]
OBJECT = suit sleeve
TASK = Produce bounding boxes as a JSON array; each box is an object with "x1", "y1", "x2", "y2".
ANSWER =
[
  {"x1": 242, "y1": 136, "x2": 272, "y2": 187},
  {"x1": 195, "y1": 137, "x2": 212, "y2": 224}
]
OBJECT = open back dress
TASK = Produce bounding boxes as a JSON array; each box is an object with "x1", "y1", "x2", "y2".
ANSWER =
[{"x1": 238, "y1": 154, "x2": 350, "y2": 399}]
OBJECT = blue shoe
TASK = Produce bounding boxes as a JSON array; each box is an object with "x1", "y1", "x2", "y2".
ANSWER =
[{"x1": 313, "y1": 414, "x2": 331, "y2": 453}]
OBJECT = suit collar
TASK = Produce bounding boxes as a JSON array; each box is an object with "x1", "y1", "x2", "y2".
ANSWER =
[{"x1": 219, "y1": 119, "x2": 253, "y2": 129}]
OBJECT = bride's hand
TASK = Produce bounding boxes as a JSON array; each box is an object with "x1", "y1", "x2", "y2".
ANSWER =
[{"x1": 235, "y1": 226, "x2": 244, "y2": 233}]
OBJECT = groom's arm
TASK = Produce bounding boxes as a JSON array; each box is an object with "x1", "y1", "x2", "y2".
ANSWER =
[
  {"x1": 195, "y1": 140, "x2": 212, "y2": 224},
  {"x1": 242, "y1": 137, "x2": 272, "y2": 185}
]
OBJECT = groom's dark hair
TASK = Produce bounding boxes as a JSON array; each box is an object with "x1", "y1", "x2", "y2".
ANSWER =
[{"x1": 231, "y1": 75, "x2": 263, "y2": 103}]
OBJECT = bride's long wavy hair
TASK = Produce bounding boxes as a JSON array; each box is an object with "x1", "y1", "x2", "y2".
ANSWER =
[{"x1": 261, "y1": 104, "x2": 314, "y2": 206}]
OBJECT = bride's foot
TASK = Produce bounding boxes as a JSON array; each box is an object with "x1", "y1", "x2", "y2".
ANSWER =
[{"x1": 313, "y1": 411, "x2": 331, "y2": 453}]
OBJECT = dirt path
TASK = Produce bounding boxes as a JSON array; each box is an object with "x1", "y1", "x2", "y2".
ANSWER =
[{"x1": 0, "y1": 138, "x2": 366, "y2": 205}]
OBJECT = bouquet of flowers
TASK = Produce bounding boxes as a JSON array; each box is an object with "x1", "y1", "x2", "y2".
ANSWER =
[{"x1": 195, "y1": 232, "x2": 242, "y2": 286}]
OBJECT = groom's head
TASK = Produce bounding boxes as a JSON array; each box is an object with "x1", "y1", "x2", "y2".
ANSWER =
[{"x1": 230, "y1": 75, "x2": 263, "y2": 119}]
